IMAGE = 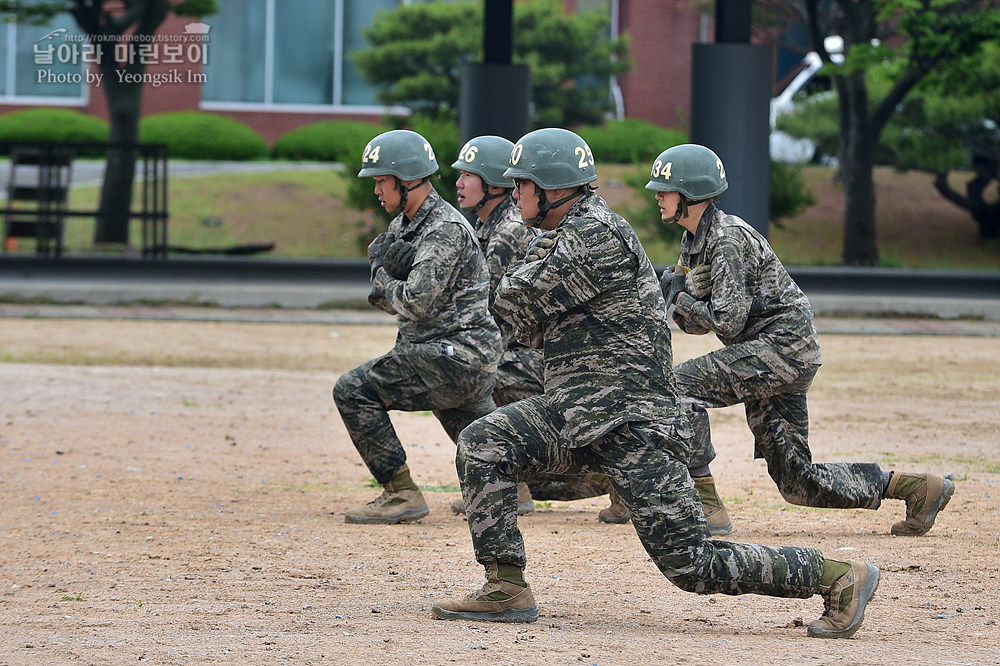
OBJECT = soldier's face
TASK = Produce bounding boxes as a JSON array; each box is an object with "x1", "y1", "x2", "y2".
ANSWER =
[
  {"x1": 655, "y1": 190, "x2": 681, "y2": 223},
  {"x1": 374, "y1": 175, "x2": 402, "y2": 213},
  {"x1": 512, "y1": 178, "x2": 540, "y2": 221},
  {"x1": 455, "y1": 171, "x2": 483, "y2": 209}
]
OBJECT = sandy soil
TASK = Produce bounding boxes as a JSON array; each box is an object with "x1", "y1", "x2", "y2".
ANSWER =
[{"x1": 1, "y1": 315, "x2": 998, "y2": 665}]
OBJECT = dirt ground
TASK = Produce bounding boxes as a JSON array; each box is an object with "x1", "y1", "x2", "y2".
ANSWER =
[{"x1": 1, "y1": 314, "x2": 998, "y2": 665}]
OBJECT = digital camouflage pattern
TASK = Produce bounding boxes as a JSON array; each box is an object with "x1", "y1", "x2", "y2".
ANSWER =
[
  {"x1": 475, "y1": 194, "x2": 609, "y2": 501},
  {"x1": 475, "y1": 195, "x2": 544, "y2": 406},
  {"x1": 458, "y1": 194, "x2": 825, "y2": 598},
  {"x1": 672, "y1": 204, "x2": 821, "y2": 363},
  {"x1": 494, "y1": 194, "x2": 679, "y2": 448},
  {"x1": 334, "y1": 188, "x2": 502, "y2": 484},
  {"x1": 458, "y1": 403, "x2": 824, "y2": 597},
  {"x1": 671, "y1": 204, "x2": 887, "y2": 508}
]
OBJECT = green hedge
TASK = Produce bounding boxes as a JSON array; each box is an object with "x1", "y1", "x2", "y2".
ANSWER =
[
  {"x1": 0, "y1": 109, "x2": 108, "y2": 154},
  {"x1": 577, "y1": 119, "x2": 688, "y2": 164},
  {"x1": 139, "y1": 111, "x2": 268, "y2": 160},
  {"x1": 272, "y1": 120, "x2": 387, "y2": 162}
]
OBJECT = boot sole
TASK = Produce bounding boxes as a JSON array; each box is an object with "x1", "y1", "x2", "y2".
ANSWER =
[
  {"x1": 889, "y1": 479, "x2": 955, "y2": 536},
  {"x1": 807, "y1": 564, "x2": 880, "y2": 639},
  {"x1": 344, "y1": 506, "x2": 429, "y2": 524},
  {"x1": 450, "y1": 503, "x2": 535, "y2": 516},
  {"x1": 431, "y1": 604, "x2": 539, "y2": 623},
  {"x1": 707, "y1": 521, "x2": 733, "y2": 537},
  {"x1": 891, "y1": 478, "x2": 955, "y2": 536},
  {"x1": 598, "y1": 514, "x2": 630, "y2": 524}
]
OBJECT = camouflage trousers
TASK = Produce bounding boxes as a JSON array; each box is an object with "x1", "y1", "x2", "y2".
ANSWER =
[
  {"x1": 675, "y1": 340, "x2": 887, "y2": 509},
  {"x1": 493, "y1": 348, "x2": 611, "y2": 501},
  {"x1": 333, "y1": 345, "x2": 497, "y2": 485},
  {"x1": 457, "y1": 395, "x2": 824, "y2": 598}
]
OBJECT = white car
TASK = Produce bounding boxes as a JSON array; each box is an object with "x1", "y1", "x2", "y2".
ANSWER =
[{"x1": 770, "y1": 36, "x2": 844, "y2": 164}]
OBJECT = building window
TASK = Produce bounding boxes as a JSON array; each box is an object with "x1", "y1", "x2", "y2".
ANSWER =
[
  {"x1": 1, "y1": 15, "x2": 87, "y2": 103},
  {"x1": 202, "y1": 0, "x2": 401, "y2": 109}
]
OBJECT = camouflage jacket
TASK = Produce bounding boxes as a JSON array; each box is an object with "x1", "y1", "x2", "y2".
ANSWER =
[
  {"x1": 494, "y1": 194, "x2": 681, "y2": 447},
  {"x1": 370, "y1": 188, "x2": 502, "y2": 370},
  {"x1": 672, "y1": 204, "x2": 822, "y2": 364},
  {"x1": 476, "y1": 196, "x2": 543, "y2": 366}
]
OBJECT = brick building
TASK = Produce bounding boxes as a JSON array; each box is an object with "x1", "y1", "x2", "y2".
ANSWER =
[{"x1": 0, "y1": 0, "x2": 716, "y2": 145}]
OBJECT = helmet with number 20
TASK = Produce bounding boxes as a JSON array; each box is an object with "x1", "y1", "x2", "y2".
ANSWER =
[
  {"x1": 357, "y1": 129, "x2": 438, "y2": 180},
  {"x1": 645, "y1": 144, "x2": 728, "y2": 201},
  {"x1": 504, "y1": 128, "x2": 597, "y2": 190}
]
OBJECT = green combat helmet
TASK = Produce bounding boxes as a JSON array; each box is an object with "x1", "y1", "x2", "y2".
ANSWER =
[
  {"x1": 452, "y1": 135, "x2": 514, "y2": 213},
  {"x1": 645, "y1": 143, "x2": 728, "y2": 223},
  {"x1": 503, "y1": 128, "x2": 597, "y2": 226},
  {"x1": 358, "y1": 129, "x2": 438, "y2": 216}
]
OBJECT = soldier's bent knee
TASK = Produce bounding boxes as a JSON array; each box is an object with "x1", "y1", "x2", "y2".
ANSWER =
[
  {"x1": 332, "y1": 370, "x2": 359, "y2": 408},
  {"x1": 664, "y1": 570, "x2": 703, "y2": 594}
]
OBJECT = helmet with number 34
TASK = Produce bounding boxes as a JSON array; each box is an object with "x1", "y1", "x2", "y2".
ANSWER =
[{"x1": 645, "y1": 143, "x2": 728, "y2": 201}]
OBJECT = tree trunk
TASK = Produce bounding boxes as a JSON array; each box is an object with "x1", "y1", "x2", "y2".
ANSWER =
[
  {"x1": 95, "y1": 80, "x2": 142, "y2": 245},
  {"x1": 933, "y1": 164, "x2": 1000, "y2": 240},
  {"x1": 838, "y1": 70, "x2": 879, "y2": 266},
  {"x1": 79, "y1": 0, "x2": 170, "y2": 247}
]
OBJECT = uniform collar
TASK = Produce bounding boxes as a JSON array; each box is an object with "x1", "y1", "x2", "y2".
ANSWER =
[{"x1": 685, "y1": 202, "x2": 719, "y2": 254}]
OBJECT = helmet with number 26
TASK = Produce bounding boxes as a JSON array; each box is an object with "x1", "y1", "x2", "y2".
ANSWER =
[
  {"x1": 452, "y1": 135, "x2": 515, "y2": 188},
  {"x1": 357, "y1": 129, "x2": 438, "y2": 180},
  {"x1": 645, "y1": 144, "x2": 728, "y2": 201}
]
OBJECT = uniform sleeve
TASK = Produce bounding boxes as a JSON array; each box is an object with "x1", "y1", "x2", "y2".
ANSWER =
[
  {"x1": 494, "y1": 224, "x2": 605, "y2": 347},
  {"x1": 367, "y1": 283, "x2": 397, "y2": 315},
  {"x1": 671, "y1": 302, "x2": 710, "y2": 335},
  {"x1": 485, "y1": 224, "x2": 534, "y2": 308},
  {"x1": 373, "y1": 223, "x2": 471, "y2": 322},
  {"x1": 672, "y1": 235, "x2": 753, "y2": 338}
]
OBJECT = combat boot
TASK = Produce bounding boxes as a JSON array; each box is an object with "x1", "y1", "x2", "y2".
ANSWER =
[
  {"x1": 598, "y1": 487, "x2": 629, "y2": 524},
  {"x1": 344, "y1": 464, "x2": 428, "y2": 524},
  {"x1": 432, "y1": 561, "x2": 538, "y2": 623},
  {"x1": 808, "y1": 561, "x2": 880, "y2": 638},
  {"x1": 693, "y1": 475, "x2": 732, "y2": 536},
  {"x1": 450, "y1": 482, "x2": 534, "y2": 516},
  {"x1": 884, "y1": 473, "x2": 955, "y2": 536}
]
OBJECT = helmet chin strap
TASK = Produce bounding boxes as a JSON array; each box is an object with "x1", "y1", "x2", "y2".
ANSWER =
[
  {"x1": 523, "y1": 184, "x2": 589, "y2": 227},
  {"x1": 666, "y1": 196, "x2": 693, "y2": 224},
  {"x1": 389, "y1": 177, "x2": 429, "y2": 217},
  {"x1": 463, "y1": 184, "x2": 508, "y2": 214}
]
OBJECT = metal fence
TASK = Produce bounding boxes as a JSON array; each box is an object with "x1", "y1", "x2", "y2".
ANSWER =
[{"x1": 2, "y1": 141, "x2": 169, "y2": 259}]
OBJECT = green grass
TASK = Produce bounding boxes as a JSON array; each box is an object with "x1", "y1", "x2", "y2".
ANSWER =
[
  {"x1": 10, "y1": 163, "x2": 999, "y2": 269},
  {"x1": 45, "y1": 167, "x2": 368, "y2": 258}
]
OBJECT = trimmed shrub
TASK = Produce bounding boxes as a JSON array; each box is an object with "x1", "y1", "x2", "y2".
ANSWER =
[
  {"x1": 139, "y1": 111, "x2": 268, "y2": 160},
  {"x1": 272, "y1": 120, "x2": 387, "y2": 162},
  {"x1": 769, "y1": 160, "x2": 817, "y2": 227},
  {"x1": 577, "y1": 119, "x2": 688, "y2": 164},
  {"x1": 0, "y1": 109, "x2": 108, "y2": 154}
]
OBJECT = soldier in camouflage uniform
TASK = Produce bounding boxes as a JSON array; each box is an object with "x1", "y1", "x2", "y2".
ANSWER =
[
  {"x1": 432, "y1": 129, "x2": 880, "y2": 640},
  {"x1": 648, "y1": 143, "x2": 955, "y2": 537},
  {"x1": 450, "y1": 135, "x2": 611, "y2": 516},
  {"x1": 333, "y1": 129, "x2": 502, "y2": 524}
]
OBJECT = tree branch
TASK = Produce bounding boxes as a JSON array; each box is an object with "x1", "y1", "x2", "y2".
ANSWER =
[{"x1": 933, "y1": 172, "x2": 970, "y2": 210}]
